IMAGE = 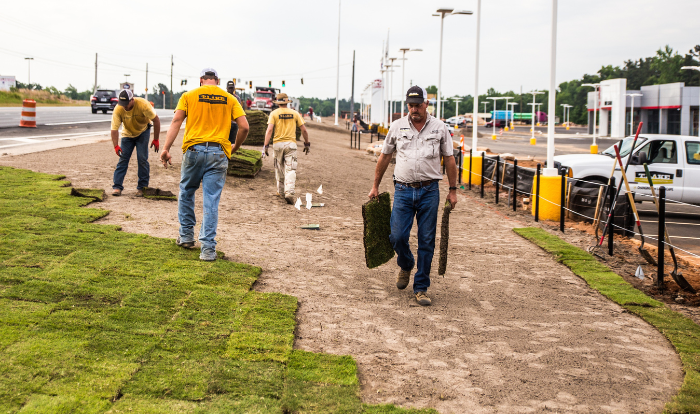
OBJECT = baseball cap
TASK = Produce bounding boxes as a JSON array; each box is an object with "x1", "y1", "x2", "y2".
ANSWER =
[
  {"x1": 200, "y1": 68, "x2": 218, "y2": 78},
  {"x1": 117, "y1": 89, "x2": 134, "y2": 107},
  {"x1": 405, "y1": 86, "x2": 427, "y2": 104}
]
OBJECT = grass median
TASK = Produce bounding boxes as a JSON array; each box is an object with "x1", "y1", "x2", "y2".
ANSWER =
[
  {"x1": 514, "y1": 227, "x2": 700, "y2": 414},
  {"x1": 0, "y1": 166, "x2": 437, "y2": 414}
]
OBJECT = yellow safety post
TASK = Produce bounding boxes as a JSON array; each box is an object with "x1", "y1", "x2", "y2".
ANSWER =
[
  {"x1": 566, "y1": 125, "x2": 570, "y2": 130},
  {"x1": 463, "y1": 154, "x2": 483, "y2": 185},
  {"x1": 492, "y1": 134, "x2": 497, "y2": 140},
  {"x1": 531, "y1": 174, "x2": 562, "y2": 221},
  {"x1": 590, "y1": 144, "x2": 598, "y2": 154},
  {"x1": 530, "y1": 138, "x2": 536, "y2": 145},
  {"x1": 504, "y1": 126, "x2": 509, "y2": 132}
]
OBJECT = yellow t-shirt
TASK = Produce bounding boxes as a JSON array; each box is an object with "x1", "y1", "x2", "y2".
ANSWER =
[
  {"x1": 268, "y1": 107, "x2": 304, "y2": 144},
  {"x1": 176, "y1": 85, "x2": 246, "y2": 159},
  {"x1": 111, "y1": 97, "x2": 157, "y2": 138}
]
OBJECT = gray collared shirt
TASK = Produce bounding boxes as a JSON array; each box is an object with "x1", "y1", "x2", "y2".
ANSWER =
[{"x1": 381, "y1": 114, "x2": 454, "y2": 183}]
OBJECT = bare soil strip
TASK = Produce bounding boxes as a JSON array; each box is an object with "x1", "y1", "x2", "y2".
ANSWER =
[{"x1": 0, "y1": 125, "x2": 683, "y2": 413}]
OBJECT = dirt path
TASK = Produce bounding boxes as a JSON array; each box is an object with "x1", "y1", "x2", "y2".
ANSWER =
[{"x1": 0, "y1": 124, "x2": 683, "y2": 413}]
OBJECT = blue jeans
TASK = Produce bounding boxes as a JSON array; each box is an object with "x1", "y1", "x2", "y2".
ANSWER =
[
  {"x1": 178, "y1": 144, "x2": 229, "y2": 254},
  {"x1": 113, "y1": 127, "x2": 150, "y2": 190},
  {"x1": 390, "y1": 181, "x2": 440, "y2": 293}
]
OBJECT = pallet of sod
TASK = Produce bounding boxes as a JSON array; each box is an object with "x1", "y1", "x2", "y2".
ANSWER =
[
  {"x1": 228, "y1": 148, "x2": 263, "y2": 178},
  {"x1": 362, "y1": 192, "x2": 395, "y2": 269},
  {"x1": 243, "y1": 110, "x2": 269, "y2": 146}
]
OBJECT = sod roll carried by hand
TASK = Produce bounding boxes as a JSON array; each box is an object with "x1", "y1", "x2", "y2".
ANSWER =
[
  {"x1": 362, "y1": 192, "x2": 395, "y2": 269},
  {"x1": 438, "y1": 200, "x2": 452, "y2": 276}
]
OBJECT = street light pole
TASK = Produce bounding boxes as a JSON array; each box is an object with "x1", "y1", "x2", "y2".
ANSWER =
[
  {"x1": 24, "y1": 57, "x2": 34, "y2": 85},
  {"x1": 434, "y1": 8, "x2": 472, "y2": 120},
  {"x1": 398, "y1": 48, "x2": 422, "y2": 118},
  {"x1": 544, "y1": 0, "x2": 559, "y2": 176},
  {"x1": 502, "y1": 97, "x2": 512, "y2": 131},
  {"x1": 681, "y1": 66, "x2": 700, "y2": 136},
  {"x1": 625, "y1": 93, "x2": 642, "y2": 135},
  {"x1": 528, "y1": 91, "x2": 544, "y2": 145},
  {"x1": 388, "y1": 57, "x2": 398, "y2": 125},
  {"x1": 582, "y1": 83, "x2": 600, "y2": 152},
  {"x1": 334, "y1": 0, "x2": 341, "y2": 126},
  {"x1": 508, "y1": 102, "x2": 518, "y2": 130},
  {"x1": 472, "y1": 0, "x2": 482, "y2": 156},
  {"x1": 487, "y1": 97, "x2": 505, "y2": 140}
]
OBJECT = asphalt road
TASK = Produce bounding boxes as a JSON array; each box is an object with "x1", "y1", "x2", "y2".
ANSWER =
[{"x1": 636, "y1": 201, "x2": 700, "y2": 259}]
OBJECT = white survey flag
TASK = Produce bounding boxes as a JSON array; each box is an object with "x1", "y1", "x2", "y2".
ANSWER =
[
  {"x1": 306, "y1": 193, "x2": 312, "y2": 210},
  {"x1": 635, "y1": 265, "x2": 645, "y2": 280},
  {"x1": 295, "y1": 197, "x2": 301, "y2": 210},
  {"x1": 317, "y1": 185, "x2": 323, "y2": 194}
]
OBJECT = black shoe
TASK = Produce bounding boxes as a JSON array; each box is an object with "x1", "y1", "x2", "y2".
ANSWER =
[{"x1": 176, "y1": 236, "x2": 195, "y2": 249}]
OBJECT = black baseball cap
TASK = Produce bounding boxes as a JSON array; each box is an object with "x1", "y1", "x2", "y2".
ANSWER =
[
  {"x1": 117, "y1": 89, "x2": 134, "y2": 107},
  {"x1": 406, "y1": 86, "x2": 427, "y2": 104},
  {"x1": 226, "y1": 80, "x2": 235, "y2": 89}
]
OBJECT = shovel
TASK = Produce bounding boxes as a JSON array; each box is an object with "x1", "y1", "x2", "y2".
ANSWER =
[
  {"x1": 643, "y1": 163, "x2": 696, "y2": 293},
  {"x1": 438, "y1": 200, "x2": 452, "y2": 276},
  {"x1": 613, "y1": 145, "x2": 657, "y2": 266}
]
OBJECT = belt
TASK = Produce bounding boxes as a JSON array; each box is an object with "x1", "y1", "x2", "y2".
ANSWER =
[
  {"x1": 189, "y1": 142, "x2": 221, "y2": 150},
  {"x1": 397, "y1": 179, "x2": 438, "y2": 188}
]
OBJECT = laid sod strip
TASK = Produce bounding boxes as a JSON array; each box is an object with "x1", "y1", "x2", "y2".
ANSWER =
[
  {"x1": 0, "y1": 166, "x2": 435, "y2": 414},
  {"x1": 514, "y1": 227, "x2": 700, "y2": 414}
]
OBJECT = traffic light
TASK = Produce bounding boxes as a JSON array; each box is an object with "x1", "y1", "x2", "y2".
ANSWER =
[
  {"x1": 249, "y1": 81, "x2": 252, "y2": 89},
  {"x1": 301, "y1": 78, "x2": 304, "y2": 85},
  {"x1": 282, "y1": 80, "x2": 285, "y2": 87},
  {"x1": 268, "y1": 81, "x2": 272, "y2": 87},
  {"x1": 180, "y1": 79, "x2": 187, "y2": 86}
]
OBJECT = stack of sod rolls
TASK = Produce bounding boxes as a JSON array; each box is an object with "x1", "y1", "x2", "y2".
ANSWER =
[
  {"x1": 243, "y1": 110, "x2": 269, "y2": 146},
  {"x1": 228, "y1": 148, "x2": 263, "y2": 178}
]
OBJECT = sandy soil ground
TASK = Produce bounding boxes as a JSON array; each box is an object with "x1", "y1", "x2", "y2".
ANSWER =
[{"x1": 0, "y1": 124, "x2": 684, "y2": 413}]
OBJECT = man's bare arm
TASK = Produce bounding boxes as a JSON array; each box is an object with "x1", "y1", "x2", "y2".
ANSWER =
[
  {"x1": 152, "y1": 115, "x2": 161, "y2": 141},
  {"x1": 444, "y1": 155, "x2": 458, "y2": 208},
  {"x1": 263, "y1": 124, "x2": 274, "y2": 148},
  {"x1": 368, "y1": 152, "x2": 393, "y2": 199},
  {"x1": 300, "y1": 124, "x2": 309, "y2": 143},
  {"x1": 159, "y1": 110, "x2": 186, "y2": 168},
  {"x1": 232, "y1": 116, "x2": 250, "y2": 154},
  {"x1": 111, "y1": 130, "x2": 119, "y2": 148}
]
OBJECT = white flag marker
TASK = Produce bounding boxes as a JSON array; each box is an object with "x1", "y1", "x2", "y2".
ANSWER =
[
  {"x1": 306, "y1": 193, "x2": 312, "y2": 210},
  {"x1": 317, "y1": 185, "x2": 323, "y2": 194},
  {"x1": 635, "y1": 265, "x2": 645, "y2": 280},
  {"x1": 295, "y1": 197, "x2": 302, "y2": 210}
]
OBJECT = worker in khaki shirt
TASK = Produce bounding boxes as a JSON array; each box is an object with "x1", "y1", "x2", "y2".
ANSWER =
[
  {"x1": 368, "y1": 86, "x2": 458, "y2": 307},
  {"x1": 110, "y1": 89, "x2": 160, "y2": 197},
  {"x1": 263, "y1": 93, "x2": 310, "y2": 204}
]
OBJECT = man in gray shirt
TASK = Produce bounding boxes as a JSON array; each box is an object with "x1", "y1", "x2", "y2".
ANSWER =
[{"x1": 368, "y1": 86, "x2": 458, "y2": 306}]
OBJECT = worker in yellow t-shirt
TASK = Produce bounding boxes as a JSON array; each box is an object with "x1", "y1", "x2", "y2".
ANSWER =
[
  {"x1": 160, "y1": 68, "x2": 249, "y2": 261},
  {"x1": 110, "y1": 89, "x2": 160, "y2": 197},
  {"x1": 263, "y1": 93, "x2": 310, "y2": 204}
]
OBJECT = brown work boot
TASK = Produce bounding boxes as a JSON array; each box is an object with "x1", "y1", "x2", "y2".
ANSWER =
[
  {"x1": 284, "y1": 194, "x2": 294, "y2": 205},
  {"x1": 135, "y1": 189, "x2": 144, "y2": 197},
  {"x1": 415, "y1": 291, "x2": 431, "y2": 306},
  {"x1": 112, "y1": 189, "x2": 122, "y2": 197},
  {"x1": 396, "y1": 269, "x2": 410, "y2": 290}
]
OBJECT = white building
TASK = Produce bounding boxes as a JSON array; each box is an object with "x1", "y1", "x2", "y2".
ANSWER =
[
  {"x1": 587, "y1": 78, "x2": 700, "y2": 138},
  {"x1": 0, "y1": 76, "x2": 16, "y2": 91}
]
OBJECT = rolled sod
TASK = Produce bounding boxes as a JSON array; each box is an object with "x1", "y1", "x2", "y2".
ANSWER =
[{"x1": 362, "y1": 192, "x2": 395, "y2": 269}]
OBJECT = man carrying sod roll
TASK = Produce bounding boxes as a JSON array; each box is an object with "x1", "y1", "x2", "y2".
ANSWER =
[{"x1": 368, "y1": 86, "x2": 458, "y2": 307}]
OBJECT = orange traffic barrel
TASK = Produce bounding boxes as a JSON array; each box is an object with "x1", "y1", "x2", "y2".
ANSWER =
[{"x1": 19, "y1": 100, "x2": 37, "y2": 128}]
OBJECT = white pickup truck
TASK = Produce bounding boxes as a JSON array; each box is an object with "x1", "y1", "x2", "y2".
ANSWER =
[{"x1": 553, "y1": 134, "x2": 700, "y2": 204}]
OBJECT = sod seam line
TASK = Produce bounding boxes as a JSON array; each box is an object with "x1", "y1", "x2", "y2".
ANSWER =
[{"x1": 513, "y1": 226, "x2": 700, "y2": 414}]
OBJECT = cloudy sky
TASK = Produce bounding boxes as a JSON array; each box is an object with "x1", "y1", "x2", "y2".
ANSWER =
[{"x1": 1, "y1": 0, "x2": 698, "y2": 102}]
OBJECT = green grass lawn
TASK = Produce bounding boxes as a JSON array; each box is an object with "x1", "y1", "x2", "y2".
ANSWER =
[
  {"x1": 0, "y1": 166, "x2": 437, "y2": 414},
  {"x1": 514, "y1": 227, "x2": 700, "y2": 414}
]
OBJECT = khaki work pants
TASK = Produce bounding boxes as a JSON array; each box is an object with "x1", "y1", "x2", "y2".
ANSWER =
[{"x1": 273, "y1": 142, "x2": 297, "y2": 197}]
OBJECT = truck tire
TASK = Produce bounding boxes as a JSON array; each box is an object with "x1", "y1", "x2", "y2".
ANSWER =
[{"x1": 92, "y1": 108, "x2": 97, "y2": 114}]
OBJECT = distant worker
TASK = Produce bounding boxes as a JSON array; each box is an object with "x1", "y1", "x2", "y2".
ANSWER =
[
  {"x1": 246, "y1": 98, "x2": 252, "y2": 108},
  {"x1": 160, "y1": 68, "x2": 249, "y2": 261},
  {"x1": 368, "y1": 86, "x2": 458, "y2": 306},
  {"x1": 307, "y1": 106, "x2": 314, "y2": 121},
  {"x1": 353, "y1": 113, "x2": 369, "y2": 133},
  {"x1": 263, "y1": 93, "x2": 310, "y2": 204},
  {"x1": 110, "y1": 89, "x2": 161, "y2": 197},
  {"x1": 226, "y1": 80, "x2": 243, "y2": 139}
]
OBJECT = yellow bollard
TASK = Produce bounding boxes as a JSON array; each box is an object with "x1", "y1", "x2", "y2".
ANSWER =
[
  {"x1": 536, "y1": 122, "x2": 541, "y2": 127},
  {"x1": 530, "y1": 138, "x2": 536, "y2": 145},
  {"x1": 531, "y1": 174, "x2": 562, "y2": 221},
  {"x1": 590, "y1": 144, "x2": 598, "y2": 154},
  {"x1": 566, "y1": 125, "x2": 570, "y2": 130},
  {"x1": 463, "y1": 154, "x2": 483, "y2": 185},
  {"x1": 492, "y1": 134, "x2": 497, "y2": 140},
  {"x1": 504, "y1": 126, "x2": 509, "y2": 132}
]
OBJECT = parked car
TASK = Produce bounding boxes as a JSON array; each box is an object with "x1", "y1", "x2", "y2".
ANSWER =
[
  {"x1": 553, "y1": 134, "x2": 700, "y2": 204},
  {"x1": 91, "y1": 90, "x2": 118, "y2": 114},
  {"x1": 484, "y1": 119, "x2": 506, "y2": 128},
  {"x1": 445, "y1": 116, "x2": 468, "y2": 127}
]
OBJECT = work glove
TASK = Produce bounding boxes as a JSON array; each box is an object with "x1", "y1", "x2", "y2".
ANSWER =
[
  {"x1": 303, "y1": 142, "x2": 310, "y2": 155},
  {"x1": 261, "y1": 145, "x2": 269, "y2": 159},
  {"x1": 150, "y1": 139, "x2": 159, "y2": 153},
  {"x1": 114, "y1": 145, "x2": 122, "y2": 157}
]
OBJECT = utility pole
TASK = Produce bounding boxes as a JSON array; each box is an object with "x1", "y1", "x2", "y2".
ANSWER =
[
  {"x1": 145, "y1": 63, "x2": 149, "y2": 103},
  {"x1": 170, "y1": 55, "x2": 174, "y2": 110},
  {"x1": 350, "y1": 50, "x2": 355, "y2": 120},
  {"x1": 93, "y1": 53, "x2": 98, "y2": 95},
  {"x1": 334, "y1": 0, "x2": 341, "y2": 125}
]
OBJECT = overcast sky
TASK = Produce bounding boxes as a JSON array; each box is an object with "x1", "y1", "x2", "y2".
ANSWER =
[{"x1": 1, "y1": 0, "x2": 698, "y2": 102}]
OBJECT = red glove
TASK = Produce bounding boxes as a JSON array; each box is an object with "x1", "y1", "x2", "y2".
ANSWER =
[
  {"x1": 114, "y1": 145, "x2": 122, "y2": 157},
  {"x1": 151, "y1": 140, "x2": 159, "y2": 153}
]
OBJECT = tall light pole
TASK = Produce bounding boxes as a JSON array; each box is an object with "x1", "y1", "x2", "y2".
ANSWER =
[
  {"x1": 451, "y1": 97, "x2": 461, "y2": 119},
  {"x1": 24, "y1": 57, "x2": 34, "y2": 85},
  {"x1": 582, "y1": 83, "x2": 600, "y2": 153},
  {"x1": 334, "y1": 0, "x2": 341, "y2": 125},
  {"x1": 681, "y1": 65, "x2": 700, "y2": 136},
  {"x1": 508, "y1": 102, "x2": 518, "y2": 130},
  {"x1": 528, "y1": 91, "x2": 544, "y2": 145},
  {"x1": 472, "y1": 0, "x2": 482, "y2": 157},
  {"x1": 433, "y1": 8, "x2": 473, "y2": 120},
  {"x1": 560, "y1": 103, "x2": 572, "y2": 130},
  {"x1": 388, "y1": 57, "x2": 398, "y2": 124},
  {"x1": 384, "y1": 64, "x2": 396, "y2": 125},
  {"x1": 487, "y1": 97, "x2": 505, "y2": 140},
  {"x1": 625, "y1": 93, "x2": 642, "y2": 135},
  {"x1": 543, "y1": 0, "x2": 559, "y2": 176},
  {"x1": 502, "y1": 97, "x2": 512, "y2": 131},
  {"x1": 399, "y1": 47, "x2": 422, "y2": 118},
  {"x1": 124, "y1": 74, "x2": 130, "y2": 83}
]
